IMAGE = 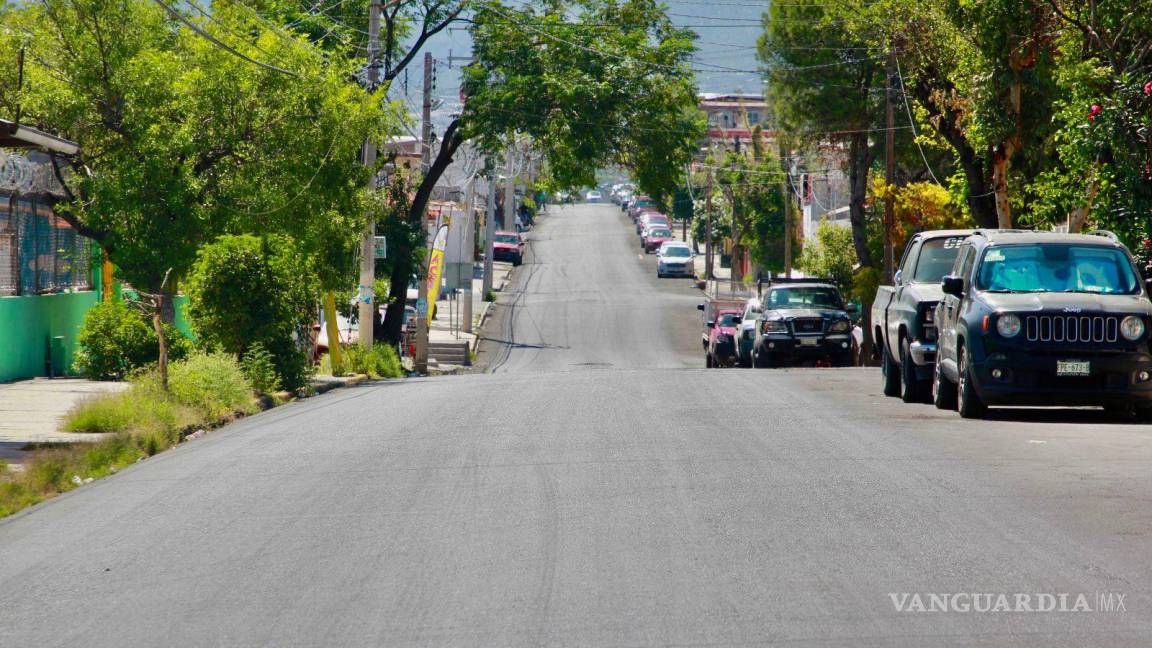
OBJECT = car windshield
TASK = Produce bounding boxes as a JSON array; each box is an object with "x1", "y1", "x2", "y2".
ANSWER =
[
  {"x1": 662, "y1": 246, "x2": 691, "y2": 258},
  {"x1": 495, "y1": 234, "x2": 520, "y2": 244},
  {"x1": 912, "y1": 236, "x2": 965, "y2": 282},
  {"x1": 648, "y1": 229, "x2": 671, "y2": 238},
  {"x1": 975, "y1": 244, "x2": 1139, "y2": 294},
  {"x1": 717, "y1": 313, "x2": 740, "y2": 327},
  {"x1": 765, "y1": 286, "x2": 843, "y2": 309}
]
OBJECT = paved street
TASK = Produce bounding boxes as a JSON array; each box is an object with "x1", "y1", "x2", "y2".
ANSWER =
[{"x1": 3, "y1": 204, "x2": 1152, "y2": 646}]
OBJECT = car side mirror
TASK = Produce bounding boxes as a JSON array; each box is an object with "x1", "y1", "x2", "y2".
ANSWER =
[
  {"x1": 894, "y1": 269, "x2": 903, "y2": 286},
  {"x1": 707, "y1": 320, "x2": 716, "y2": 328},
  {"x1": 697, "y1": 303, "x2": 705, "y2": 311},
  {"x1": 941, "y1": 275, "x2": 964, "y2": 297},
  {"x1": 846, "y1": 303, "x2": 860, "y2": 316},
  {"x1": 1145, "y1": 277, "x2": 1152, "y2": 294}
]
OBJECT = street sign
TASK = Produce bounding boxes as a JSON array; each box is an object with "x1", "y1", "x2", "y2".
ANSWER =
[
  {"x1": 416, "y1": 297, "x2": 428, "y2": 317},
  {"x1": 374, "y1": 236, "x2": 387, "y2": 259}
]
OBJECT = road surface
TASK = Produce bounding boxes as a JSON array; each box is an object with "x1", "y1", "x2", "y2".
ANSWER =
[{"x1": 3, "y1": 204, "x2": 1152, "y2": 646}]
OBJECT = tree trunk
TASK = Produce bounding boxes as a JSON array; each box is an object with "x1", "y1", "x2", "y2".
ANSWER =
[
  {"x1": 322, "y1": 292, "x2": 343, "y2": 372},
  {"x1": 1067, "y1": 160, "x2": 1102, "y2": 233},
  {"x1": 380, "y1": 120, "x2": 465, "y2": 346},
  {"x1": 991, "y1": 143, "x2": 1014, "y2": 228},
  {"x1": 152, "y1": 310, "x2": 168, "y2": 391},
  {"x1": 847, "y1": 131, "x2": 875, "y2": 268}
]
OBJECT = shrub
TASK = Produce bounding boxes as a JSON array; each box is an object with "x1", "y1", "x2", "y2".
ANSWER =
[
  {"x1": 167, "y1": 353, "x2": 257, "y2": 420},
  {"x1": 240, "y1": 343, "x2": 281, "y2": 394},
  {"x1": 64, "y1": 387, "x2": 198, "y2": 437},
  {"x1": 341, "y1": 343, "x2": 404, "y2": 379},
  {"x1": 185, "y1": 235, "x2": 317, "y2": 390},
  {"x1": 74, "y1": 300, "x2": 191, "y2": 381}
]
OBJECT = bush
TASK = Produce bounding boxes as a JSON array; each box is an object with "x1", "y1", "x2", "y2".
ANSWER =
[
  {"x1": 74, "y1": 300, "x2": 191, "y2": 381},
  {"x1": 341, "y1": 343, "x2": 404, "y2": 379},
  {"x1": 64, "y1": 387, "x2": 198, "y2": 437},
  {"x1": 185, "y1": 235, "x2": 317, "y2": 390},
  {"x1": 241, "y1": 343, "x2": 281, "y2": 394},
  {"x1": 167, "y1": 353, "x2": 257, "y2": 420}
]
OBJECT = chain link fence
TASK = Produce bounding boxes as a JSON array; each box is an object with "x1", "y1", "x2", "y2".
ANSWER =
[{"x1": 1, "y1": 193, "x2": 92, "y2": 296}]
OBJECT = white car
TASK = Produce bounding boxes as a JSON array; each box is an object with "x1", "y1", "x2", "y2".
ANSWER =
[
  {"x1": 736, "y1": 297, "x2": 762, "y2": 368},
  {"x1": 656, "y1": 242, "x2": 695, "y2": 278},
  {"x1": 586, "y1": 190, "x2": 603, "y2": 202}
]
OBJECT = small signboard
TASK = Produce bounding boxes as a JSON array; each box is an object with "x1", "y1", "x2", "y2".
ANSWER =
[
  {"x1": 416, "y1": 297, "x2": 428, "y2": 317},
  {"x1": 374, "y1": 236, "x2": 387, "y2": 259}
]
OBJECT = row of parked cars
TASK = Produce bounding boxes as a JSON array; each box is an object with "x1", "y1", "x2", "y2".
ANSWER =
[
  {"x1": 699, "y1": 279, "x2": 861, "y2": 369},
  {"x1": 872, "y1": 228, "x2": 1152, "y2": 420}
]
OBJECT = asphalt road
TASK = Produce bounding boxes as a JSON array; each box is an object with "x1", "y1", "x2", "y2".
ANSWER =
[{"x1": 3, "y1": 204, "x2": 1152, "y2": 646}]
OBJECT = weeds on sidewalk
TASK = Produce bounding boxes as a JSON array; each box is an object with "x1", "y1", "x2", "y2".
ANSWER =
[{"x1": 0, "y1": 353, "x2": 258, "y2": 518}]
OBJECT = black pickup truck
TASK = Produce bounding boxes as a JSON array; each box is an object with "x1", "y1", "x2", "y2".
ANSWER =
[{"x1": 871, "y1": 230, "x2": 973, "y2": 403}]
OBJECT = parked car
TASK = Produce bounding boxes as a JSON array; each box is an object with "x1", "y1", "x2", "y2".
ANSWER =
[
  {"x1": 629, "y1": 197, "x2": 657, "y2": 220},
  {"x1": 706, "y1": 310, "x2": 743, "y2": 368},
  {"x1": 752, "y1": 280, "x2": 858, "y2": 368},
  {"x1": 586, "y1": 190, "x2": 603, "y2": 202},
  {"x1": 656, "y1": 242, "x2": 695, "y2": 278},
  {"x1": 697, "y1": 284, "x2": 753, "y2": 349},
  {"x1": 492, "y1": 230, "x2": 524, "y2": 266},
  {"x1": 636, "y1": 212, "x2": 669, "y2": 235},
  {"x1": 736, "y1": 297, "x2": 762, "y2": 368},
  {"x1": 873, "y1": 229, "x2": 973, "y2": 403},
  {"x1": 934, "y1": 229, "x2": 1152, "y2": 419},
  {"x1": 641, "y1": 226, "x2": 674, "y2": 253}
]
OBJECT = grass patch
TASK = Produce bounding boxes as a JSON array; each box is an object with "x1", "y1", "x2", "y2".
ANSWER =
[
  {"x1": 0, "y1": 352, "x2": 259, "y2": 519},
  {"x1": 340, "y1": 343, "x2": 404, "y2": 379}
]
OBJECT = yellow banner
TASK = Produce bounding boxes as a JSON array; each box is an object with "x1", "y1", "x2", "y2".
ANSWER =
[{"x1": 425, "y1": 224, "x2": 449, "y2": 325}]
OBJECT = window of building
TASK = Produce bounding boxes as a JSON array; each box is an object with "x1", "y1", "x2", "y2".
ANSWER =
[{"x1": 1, "y1": 193, "x2": 92, "y2": 296}]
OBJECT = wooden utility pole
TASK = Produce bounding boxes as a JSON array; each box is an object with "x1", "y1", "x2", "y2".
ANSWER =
[
  {"x1": 779, "y1": 139, "x2": 793, "y2": 279},
  {"x1": 883, "y1": 48, "x2": 897, "y2": 284},
  {"x1": 705, "y1": 169, "x2": 714, "y2": 280},
  {"x1": 356, "y1": 0, "x2": 381, "y2": 349},
  {"x1": 415, "y1": 51, "x2": 433, "y2": 372},
  {"x1": 482, "y1": 172, "x2": 496, "y2": 296},
  {"x1": 504, "y1": 137, "x2": 517, "y2": 230}
]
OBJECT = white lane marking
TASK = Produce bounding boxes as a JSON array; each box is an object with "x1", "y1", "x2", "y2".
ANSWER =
[{"x1": 1028, "y1": 440, "x2": 1048, "y2": 444}]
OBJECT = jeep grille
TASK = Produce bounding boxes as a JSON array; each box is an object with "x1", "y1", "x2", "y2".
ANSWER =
[{"x1": 1024, "y1": 315, "x2": 1118, "y2": 343}]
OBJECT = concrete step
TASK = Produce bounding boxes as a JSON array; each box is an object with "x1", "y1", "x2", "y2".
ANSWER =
[{"x1": 427, "y1": 342, "x2": 471, "y2": 366}]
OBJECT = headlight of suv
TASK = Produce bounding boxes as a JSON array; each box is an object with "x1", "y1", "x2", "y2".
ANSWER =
[
  {"x1": 996, "y1": 313, "x2": 1021, "y2": 338},
  {"x1": 1121, "y1": 315, "x2": 1146, "y2": 341},
  {"x1": 762, "y1": 320, "x2": 787, "y2": 334},
  {"x1": 829, "y1": 319, "x2": 850, "y2": 333}
]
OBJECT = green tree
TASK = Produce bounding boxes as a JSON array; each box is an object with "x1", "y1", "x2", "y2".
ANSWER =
[
  {"x1": 1, "y1": 0, "x2": 388, "y2": 306},
  {"x1": 798, "y1": 221, "x2": 856, "y2": 296}
]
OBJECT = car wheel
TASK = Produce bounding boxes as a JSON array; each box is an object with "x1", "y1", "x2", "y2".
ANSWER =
[
  {"x1": 832, "y1": 352, "x2": 853, "y2": 368},
  {"x1": 881, "y1": 341, "x2": 902, "y2": 398},
  {"x1": 738, "y1": 350, "x2": 752, "y2": 368},
  {"x1": 900, "y1": 340, "x2": 932, "y2": 404},
  {"x1": 933, "y1": 356, "x2": 957, "y2": 410},
  {"x1": 1134, "y1": 407, "x2": 1152, "y2": 423},
  {"x1": 957, "y1": 343, "x2": 987, "y2": 419},
  {"x1": 753, "y1": 346, "x2": 768, "y2": 368},
  {"x1": 705, "y1": 353, "x2": 714, "y2": 368},
  {"x1": 513, "y1": 255, "x2": 522, "y2": 266}
]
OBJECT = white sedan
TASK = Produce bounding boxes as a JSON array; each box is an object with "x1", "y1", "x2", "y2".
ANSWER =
[{"x1": 656, "y1": 242, "x2": 695, "y2": 278}]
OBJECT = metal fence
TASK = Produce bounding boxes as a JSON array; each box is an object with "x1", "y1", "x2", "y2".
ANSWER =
[{"x1": 0, "y1": 193, "x2": 93, "y2": 296}]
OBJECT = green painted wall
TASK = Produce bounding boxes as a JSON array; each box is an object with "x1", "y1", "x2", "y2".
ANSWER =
[{"x1": 0, "y1": 292, "x2": 99, "y2": 382}]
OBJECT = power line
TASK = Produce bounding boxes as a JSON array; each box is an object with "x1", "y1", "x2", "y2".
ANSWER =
[{"x1": 147, "y1": 0, "x2": 299, "y2": 76}]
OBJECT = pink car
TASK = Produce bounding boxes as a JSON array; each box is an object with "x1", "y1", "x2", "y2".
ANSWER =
[
  {"x1": 636, "y1": 212, "x2": 670, "y2": 235},
  {"x1": 641, "y1": 226, "x2": 674, "y2": 253},
  {"x1": 706, "y1": 309, "x2": 743, "y2": 368},
  {"x1": 492, "y1": 230, "x2": 524, "y2": 266}
]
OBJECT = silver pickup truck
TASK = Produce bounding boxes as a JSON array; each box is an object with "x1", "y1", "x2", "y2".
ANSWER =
[{"x1": 872, "y1": 230, "x2": 972, "y2": 403}]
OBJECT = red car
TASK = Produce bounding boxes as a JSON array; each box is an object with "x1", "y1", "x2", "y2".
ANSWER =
[
  {"x1": 706, "y1": 309, "x2": 743, "y2": 368},
  {"x1": 636, "y1": 212, "x2": 669, "y2": 235},
  {"x1": 641, "y1": 226, "x2": 674, "y2": 253},
  {"x1": 492, "y1": 230, "x2": 524, "y2": 266}
]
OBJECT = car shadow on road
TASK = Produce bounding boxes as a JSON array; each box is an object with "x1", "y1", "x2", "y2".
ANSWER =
[{"x1": 982, "y1": 407, "x2": 1145, "y2": 426}]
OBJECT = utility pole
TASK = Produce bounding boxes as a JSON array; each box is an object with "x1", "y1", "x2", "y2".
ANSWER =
[
  {"x1": 883, "y1": 48, "x2": 897, "y2": 284},
  {"x1": 357, "y1": 0, "x2": 381, "y2": 349},
  {"x1": 504, "y1": 136, "x2": 517, "y2": 230},
  {"x1": 705, "y1": 168, "x2": 714, "y2": 281},
  {"x1": 482, "y1": 172, "x2": 496, "y2": 296},
  {"x1": 415, "y1": 51, "x2": 433, "y2": 373},
  {"x1": 462, "y1": 176, "x2": 476, "y2": 334},
  {"x1": 784, "y1": 173, "x2": 793, "y2": 279}
]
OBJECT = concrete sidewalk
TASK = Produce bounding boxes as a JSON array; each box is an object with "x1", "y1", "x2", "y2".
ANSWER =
[
  {"x1": 428, "y1": 260, "x2": 512, "y2": 352},
  {"x1": 0, "y1": 378, "x2": 127, "y2": 446}
]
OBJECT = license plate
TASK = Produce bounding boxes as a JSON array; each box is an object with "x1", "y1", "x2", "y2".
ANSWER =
[
  {"x1": 799, "y1": 338, "x2": 820, "y2": 346},
  {"x1": 1057, "y1": 360, "x2": 1090, "y2": 376}
]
